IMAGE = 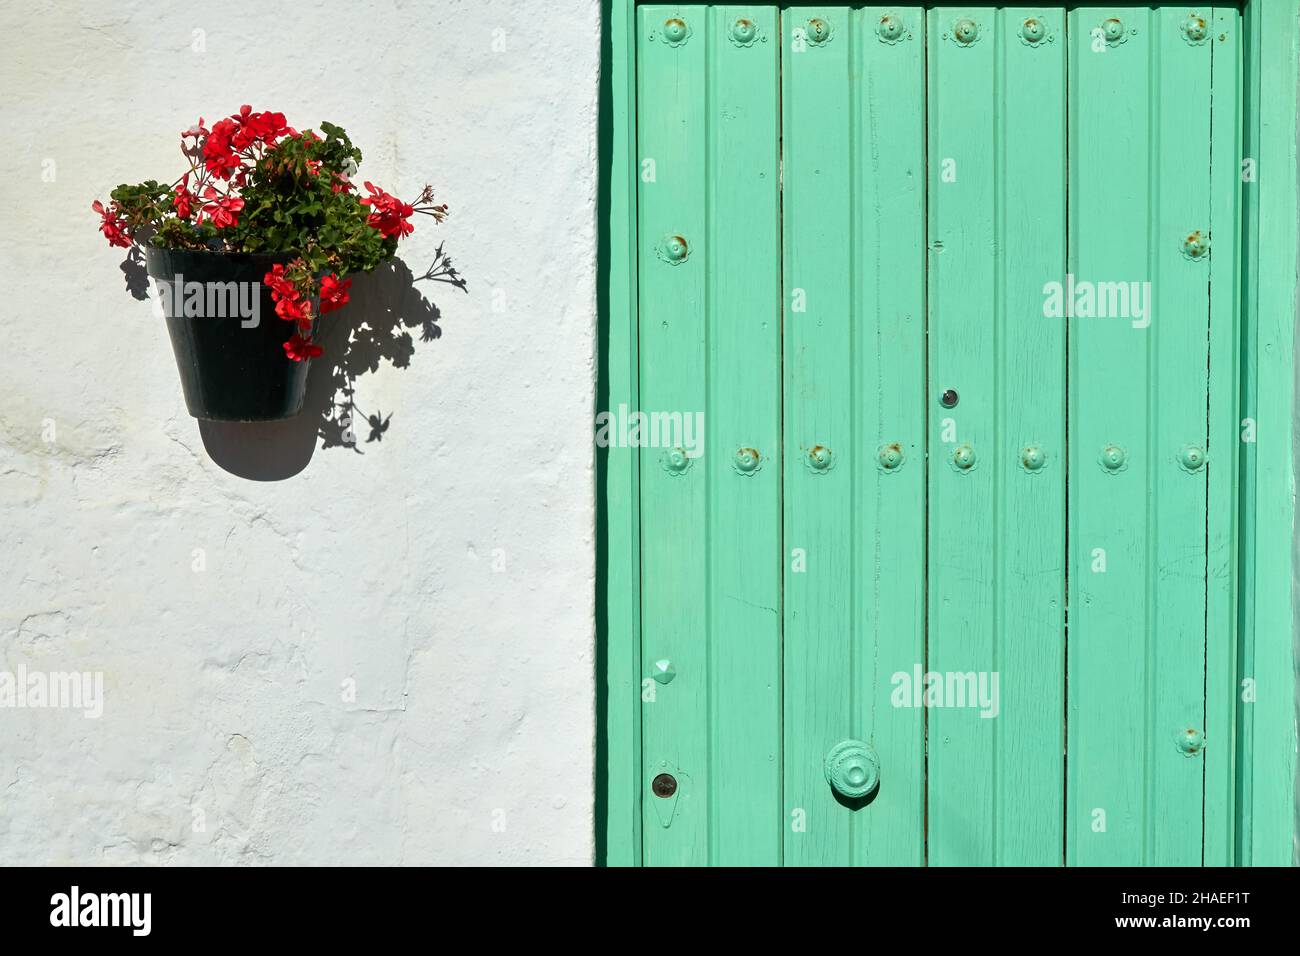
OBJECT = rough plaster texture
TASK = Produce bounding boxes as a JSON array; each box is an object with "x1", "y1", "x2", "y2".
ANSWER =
[{"x1": 0, "y1": 0, "x2": 600, "y2": 864}]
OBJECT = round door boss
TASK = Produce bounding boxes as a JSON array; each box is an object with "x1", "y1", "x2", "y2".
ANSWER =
[{"x1": 824, "y1": 739, "x2": 880, "y2": 799}]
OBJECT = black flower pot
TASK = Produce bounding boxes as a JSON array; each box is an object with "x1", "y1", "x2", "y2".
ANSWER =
[{"x1": 145, "y1": 247, "x2": 317, "y2": 422}]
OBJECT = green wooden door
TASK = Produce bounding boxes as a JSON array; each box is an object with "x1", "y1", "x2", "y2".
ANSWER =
[{"x1": 631, "y1": 3, "x2": 1242, "y2": 866}]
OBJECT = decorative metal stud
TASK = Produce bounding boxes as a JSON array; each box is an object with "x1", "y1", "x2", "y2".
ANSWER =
[
  {"x1": 651, "y1": 659, "x2": 677, "y2": 685},
  {"x1": 662, "y1": 447, "x2": 692, "y2": 475},
  {"x1": 1178, "y1": 444, "x2": 1206, "y2": 472},
  {"x1": 952, "y1": 444, "x2": 976, "y2": 472},
  {"x1": 1100, "y1": 443, "x2": 1128, "y2": 474},
  {"x1": 733, "y1": 446, "x2": 761, "y2": 476},
  {"x1": 729, "y1": 16, "x2": 763, "y2": 47},
  {"x1": 1181, "y1": 13, "x2": 1208, "y2": 45},
  {"x1": 877, "y1": 13, "x2": 908, "y2": 44},
  {"x1": 805, "y1": 17, "x2": 832, "y2": 45},
  {"x1": 659, "y1": 16, "x2": 692, "y2": 47},
  {"x1": 1021, "y1": 444, "x2": 1047, "y2": 473},
  {"x1": 657, "y1": 234, "x2": 690, "y2": 265},
  {"x1": 1097, "y1": 16, "x2": 1131, "y2": 47},
  {"x1": 1020, "y1": 17, "x2": 1054, "y2": 46},
  {"x1": 1182, "y1": 230, "x2": 1209, "y2": 260},
  {"x1": 878, "y1": 442, "x2": 905, "y2": 473},
  {"x1": 951, "y1": 17, "x2": 980, "y2": 45},
  {"x1": 1175, "y1": 727, "x2": 1205, "y2": 756},
  {"x1": 808, "y1": 444, "x2": 834, "y2": 473},
  {"x1": 824, "y1": 739, "x2": 880, "y2": 799}
]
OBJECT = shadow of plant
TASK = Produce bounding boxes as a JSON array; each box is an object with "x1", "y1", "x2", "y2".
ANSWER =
[
  {"x1": 121, "y1": 246, "x2": 151, "y2": 300},
  {"x1": 316, "y1": 244, "x2": 466, "y2": 454},
  {"x1": 122, "y1": 243, "x2": 466, "y2": 479}
]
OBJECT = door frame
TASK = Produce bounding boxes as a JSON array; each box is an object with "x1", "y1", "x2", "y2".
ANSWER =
[{"x1": 596, "y1": 0, "x2": 1300, "y2": 866}]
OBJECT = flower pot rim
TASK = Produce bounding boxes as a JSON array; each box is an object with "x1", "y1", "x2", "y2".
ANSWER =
[{"x1": 143, "y1": 245, "x2": 299, "y2": 262}]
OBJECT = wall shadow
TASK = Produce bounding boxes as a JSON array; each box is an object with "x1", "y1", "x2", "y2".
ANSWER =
[{"x1": 140, "y1": 245, "x2": 468, "y2": 480}]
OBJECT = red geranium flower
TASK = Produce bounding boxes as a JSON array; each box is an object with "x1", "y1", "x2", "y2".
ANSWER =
[
  {"x1": 198, "y1": 186, "x2": 244, "y2": 229},
  {"x1": 260, "y1": 111, "x2": 288, "y2": 139},
  {"x1": 264, "y1": 263, "x2": 314, "y2": 329},
  {"x1": 203, "y1": 150, "x2": 241, "y2": 180},
  {"x1": 283, "y1": 333, "x2": 322, "y2": 362},
  {"x1": 202, "y1": 117, "x2": 242, "y2": 179},
  {"x1": 91, "y1": 199, "x2": 131, "y2": 248},
  {"x1": 172, "y1": 174, "x2": 195, "y2": 220},
  {"x1": 359, "y1": 181, "x2": 414, "y2": 239},
  {"x1": 275, "y1": 293, "x2": 311, "y2": 324},
  {"x1": 230, "y1": 105, "x2": 288, "y2": 149},
  {"x1": 319, "y1": 274, "x2": 351, "y2": 314},
  {"x1": 263, "y1": 264, "x2": 297, "y2": 299}
]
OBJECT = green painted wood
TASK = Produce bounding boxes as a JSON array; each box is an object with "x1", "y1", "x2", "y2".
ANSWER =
[
  {"x1": 1242, "y1": 0, "x2": 1299, "y2": 867},
  {"x1": 1148, "y1": 6, "x2": 1215, "y2": 867},
  {"x1": 704, "y1": 4, "x2": 784, "y2": 865},
  {"x1": 636, "y1": 3, "x2": 709, "y2": 865},
  {"x1": 925, "y1": 4, "x2": 998, "y2": 867},
  {"x1": 781, "y1": 5, "x2": 856, "y2": 866},
  {"x1": 850, "y1": 4, "x2": 927, "y2": 868},
  {"x1": 1204, "y1": 4, "x2": 1244, "y2": 868},
  {"x1": 993, "y1": 6, "x2": 1068, "y2": 868},
  {"x1": 603, "y1": 1, "x2": 1285, "y2": 868},
  {"x1": 925, "y1": 7, "x2": 1066, "y2": 867},
  {"x1": 635, "y1": 4, "x2": 782, "y2": 866},
  {"x1": 1067, "y1": 6, "x2": 1214, "y2": 866},
  {"x1": 598, "y1": 0, "x2": 642, "y2": 868},
  {"x1": 782, "y1": 6, "x2": 926, "y2": 867}
]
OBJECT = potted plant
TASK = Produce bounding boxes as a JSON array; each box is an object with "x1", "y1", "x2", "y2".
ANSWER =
[{"x1": 91, "y1": 105, "x2": 449, "y2": 421}]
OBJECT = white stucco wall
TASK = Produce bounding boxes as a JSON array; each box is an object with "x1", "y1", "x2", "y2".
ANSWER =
[{"x1": 0, "y1": 0, "x2": 600, "y2": 864}]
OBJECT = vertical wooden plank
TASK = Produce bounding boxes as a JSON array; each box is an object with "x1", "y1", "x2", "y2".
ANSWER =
[
  {"x1": 1067, "y1": 5, "x2": 1154, "y2": 865},
  {"x1": 927, "y1": 6, "x2": 1068, "y2": 866},
  {"x1": 636, "y1": 3, "x2": 710, "y2": 866},
  {"x1": 1150, "y1": 4, "x2": 1213, "y2": 867},
  {"x1": 781, "y1": 4, "x2": 856, "y2": 867},
  {"x1": 706, "y1": 3, "x2": 783, "y2": 866},
  {"x1": 1067, "y1": 7, "x2": 1212, "y2": 865},
  {"x1": 636, "y1": 4, "x2": 782, "y2": 867},
  {"x1": 1204, "y1": 4, "x2": 1243, "y2": 867},
  {"x1": 598, "y1": 0, "x2": 642, "y2": 868},
  {"x1": 1243, "y1": 0, "x2": 1299, "y2": 867},
  {"x1": 782, "y1": 6, "x2": 927, "y2": 868},
  {"x1": 925, "y1": 5, "x2": 999, "y2": 867},
  {"x1": 853, "y1": 4, "x2": 927, "y2": 868},
  {"x1": 994, "y1": 6, "x2": 1068, "y2": 866}
]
